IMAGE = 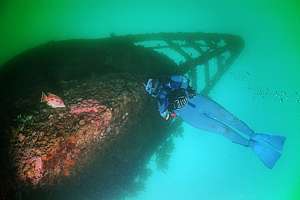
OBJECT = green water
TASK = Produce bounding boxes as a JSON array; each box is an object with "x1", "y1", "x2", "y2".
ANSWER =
[{"x1": 1, "y1": 1, "x2": 300, "y2": 199}]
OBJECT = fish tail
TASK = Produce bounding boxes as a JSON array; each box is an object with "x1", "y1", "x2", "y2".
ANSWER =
[{"x1": 41, "y1": 91, "x2": 46, "y2": 103}]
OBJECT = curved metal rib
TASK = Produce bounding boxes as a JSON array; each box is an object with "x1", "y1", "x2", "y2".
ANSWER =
[{"x1": 116, "y1": 32, "x2": 244, "y2": 95}]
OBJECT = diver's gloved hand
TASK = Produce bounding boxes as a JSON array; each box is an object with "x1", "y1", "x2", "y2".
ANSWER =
[
  {"x1": 164, "y1": 112, "x2": 177, "y2": 120},
  {"x1": 165, "y1": 113, "x2": 170, "y2": 120},
  {"x1": 161, "y1": 111, "x2": 177, "y2": 120},
  {"x1": 161, "y1": 111, "x2": 170, "y2": 120},
  {"x1": 187, "y1": 87, "x2": 196, "y2": 98}
]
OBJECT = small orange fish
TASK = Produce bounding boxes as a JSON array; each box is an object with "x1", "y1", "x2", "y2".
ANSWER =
[{"x1": 41, "y1": 92, "x2": 66, "y2": 108}]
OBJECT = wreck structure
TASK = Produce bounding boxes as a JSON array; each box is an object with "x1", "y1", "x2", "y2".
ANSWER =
[{"x1": 0, "y1": 32, "x2": 244, "y2": 200}]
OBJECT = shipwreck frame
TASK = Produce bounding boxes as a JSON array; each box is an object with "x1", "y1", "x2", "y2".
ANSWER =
[
  {"x1": 0, "y1": 32, "x2": 245, "y2": 200},
  {"x1": 114, "y1": 32, "x2": 244, "y2": 95}
]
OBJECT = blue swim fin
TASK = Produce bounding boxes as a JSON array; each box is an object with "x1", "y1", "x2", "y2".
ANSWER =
[
  {"x1": 250, "y1": 133, "x2": 285, "y2": 169},
  {"x1": 252, "y1": 133, "x2": 286, "y2": 152}
]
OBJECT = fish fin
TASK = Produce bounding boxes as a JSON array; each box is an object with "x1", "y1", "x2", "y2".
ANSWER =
[
  {"x1": 41, "y1": 92, "x2": 46, "y2": 102},
  {"x1": 47, "y1": 92, "x2": 59, "y2": 98}
]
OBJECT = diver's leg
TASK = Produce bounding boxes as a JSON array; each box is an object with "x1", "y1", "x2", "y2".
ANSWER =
[
  {"x1": 176, "y1": 100, "x2": 284, "y2": 168},
  {"x1": 175, "y1": 105, "x2": 250, "y2": 146},
  {"x1": 201, "y1": 113, "x2": 250, "y2": 146},
  {"x1": 190, "y1": 95, "x2": 255, "y2": 138}
]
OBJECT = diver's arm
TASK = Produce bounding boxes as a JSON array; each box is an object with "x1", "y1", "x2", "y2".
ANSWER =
[
  {"x1": 157, "y1": 91, "x2": 170, "y2": 120},
  {"x1": 157, "y1": 93, "x2": 177, "y2": 120},
  {"x1": 170, "y1": 75, "x2": 190, "y2": 89}
]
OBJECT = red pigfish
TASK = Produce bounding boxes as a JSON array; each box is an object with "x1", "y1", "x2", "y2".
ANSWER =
[{"x1": 41, "y1": 92, "x2": 66, "y2": 108}]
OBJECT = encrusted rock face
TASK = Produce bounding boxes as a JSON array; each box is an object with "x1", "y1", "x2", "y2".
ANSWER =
[
  {"x1": 16, "y1": 100, "x2": 112, "y2": 185},
  {"x1": 11, "y1": 74, "x2": 146, "y2": 186}
]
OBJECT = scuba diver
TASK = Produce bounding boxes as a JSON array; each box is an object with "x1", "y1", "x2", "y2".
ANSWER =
[{"x1": 144, "y1": 75, "x2": 286, "y2": 169}]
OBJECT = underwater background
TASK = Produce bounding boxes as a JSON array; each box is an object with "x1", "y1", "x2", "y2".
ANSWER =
[{"x1": 0, "y1": 0, "x2": 299, "y2": 200}]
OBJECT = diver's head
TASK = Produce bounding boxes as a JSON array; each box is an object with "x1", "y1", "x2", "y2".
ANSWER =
[{"x1": 144, "y1": 78, "x2": 160, "y2": 97}]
